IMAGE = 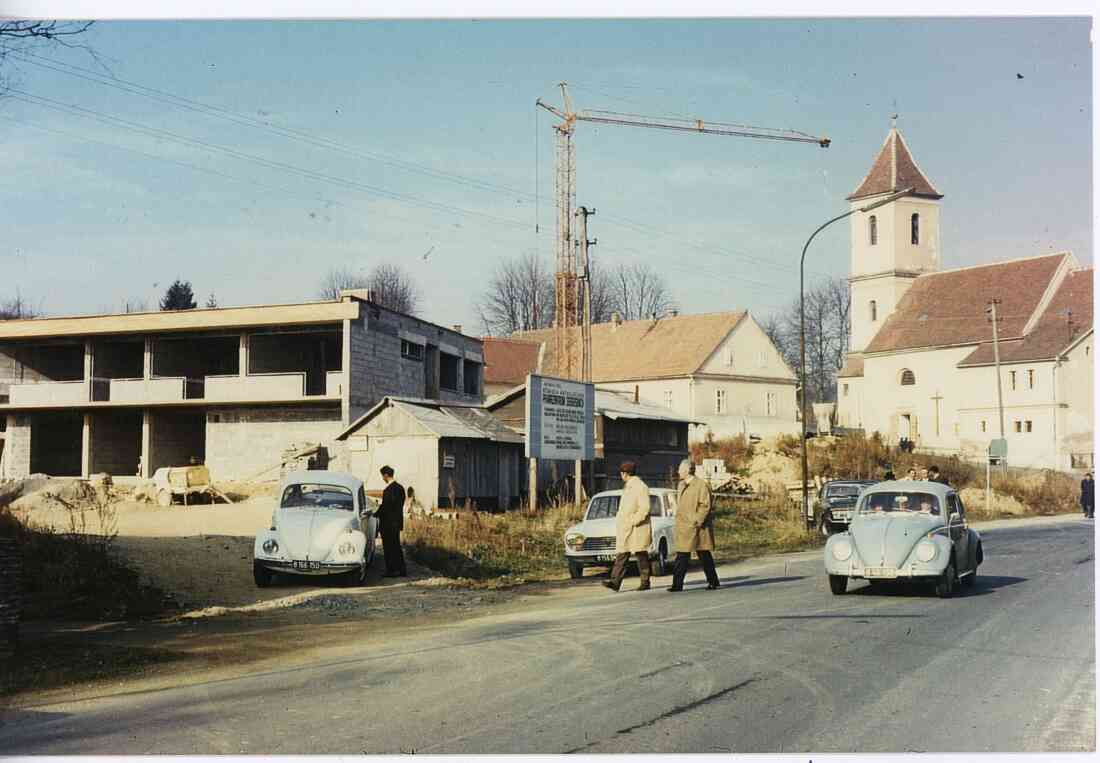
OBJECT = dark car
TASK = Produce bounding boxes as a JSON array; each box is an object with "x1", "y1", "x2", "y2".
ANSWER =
[{"x1": 815, "y1": 480, "x2": 877, "y2": 536}]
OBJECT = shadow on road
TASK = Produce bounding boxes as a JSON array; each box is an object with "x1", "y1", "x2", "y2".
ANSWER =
[{"x1": 848, "y1": 574, "x2": 1028, "y2": 598}]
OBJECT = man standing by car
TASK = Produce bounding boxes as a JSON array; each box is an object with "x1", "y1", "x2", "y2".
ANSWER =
[
  {"x1": 377, "y1": 466, "x2": 407, "y2": 577},
  {"x1": 1081, "y1": 471, "x2": 1094, "y2": 519},
  {"x1": 669, "y1": 459, "x2": 721, "y2": 592},
  {"x1": 603, "y1": 462, "x2": 652, "y2": 592}
]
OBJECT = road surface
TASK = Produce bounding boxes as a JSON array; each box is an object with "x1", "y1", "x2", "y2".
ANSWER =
[{"x1": 2, "y1": 516, "x2": 1094, "y2": 754}]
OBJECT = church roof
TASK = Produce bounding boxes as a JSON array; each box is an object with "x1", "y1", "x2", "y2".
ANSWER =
[
  {"x1": 957, "y1": 267, "x2": 1093, "y2": 366},
  {"x1": 863, "y1": 253, "x2": 1070, "y2": 354},
  {"x1": 512, "y1": 311, "x2": 747, "y2": 382},
  {"x1": 848, "y1": 127, "x2": 944, "y2": 201}
]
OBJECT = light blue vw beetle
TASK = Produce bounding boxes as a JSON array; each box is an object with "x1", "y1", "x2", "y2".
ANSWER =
[{"x1": 824, "y1": 480, "x2": 983, "y2": 598}]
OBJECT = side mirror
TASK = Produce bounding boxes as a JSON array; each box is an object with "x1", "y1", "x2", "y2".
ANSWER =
[{"x1": 949, "y1": 512, "x2": 961, "y2": 524}]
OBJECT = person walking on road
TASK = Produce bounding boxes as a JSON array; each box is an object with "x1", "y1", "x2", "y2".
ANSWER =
[
  {"x1": 376, "y1": 466, "x2": 407, "y2": 577},
  {"x1": 668, "y1": 459, "x2": 721, "y2": 592},
  {"x1": 1081, "y1": 472, "x2": 1094, "y2": 519},
  {"x1": 603, "y1": 461, "x2": 652, "y2": 592}
]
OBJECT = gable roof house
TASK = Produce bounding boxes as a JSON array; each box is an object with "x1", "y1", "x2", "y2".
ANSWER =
[
  {"x1": 487, "y1": 309, "x2": 799, "y2": 443},
  {"x1": 836, "y1": 122, "x2": 1092, "y2": 471}
]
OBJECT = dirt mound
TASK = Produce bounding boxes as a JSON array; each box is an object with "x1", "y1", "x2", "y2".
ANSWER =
[
  {"x1": 746, "y1": 448, "x2": 800, "y2": 491},
  {"x1": 959, "y1": 487, "x2": 1028, "y2": 516}
]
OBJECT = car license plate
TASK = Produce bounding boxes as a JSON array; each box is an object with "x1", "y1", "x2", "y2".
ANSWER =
[
  {"x1": 864, "y1": 567, "x2": 897, "y2": 579},
  {"x1": 834, "y1": 511, "x2": 850, "y2": 519},
  {"x1": 294, "y1": 560, "x2": 321, "y2": 571},
  {"x1": 595, "y1": 554, "x2": 616, "y2": 563}
]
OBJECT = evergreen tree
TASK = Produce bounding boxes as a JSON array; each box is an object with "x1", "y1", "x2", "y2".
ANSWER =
[
  {"x1": 205, "y1": 293, "x2": 218, "y2": 309},
  {"x1": 160, "y1": 280, "x2": 197, "y2": 311}
]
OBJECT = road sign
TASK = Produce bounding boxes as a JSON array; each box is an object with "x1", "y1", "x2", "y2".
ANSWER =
[
  {"x1": 988, "y1": 438, "x2": 1008, "y2": 459},
  {"x1": 525, "y1": 374, "x2": 594, "y2": 461}
]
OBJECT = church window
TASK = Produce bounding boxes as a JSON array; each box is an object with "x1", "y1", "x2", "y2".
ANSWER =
[
  {"x1": 870, "y1": 300, "x2": 878, "y2": 322},
  {"x1": 1025, "y1": 420, "x2": 1033, "y2": 433},
  {"x1": 980, "y1": 420, "x2": 987, "y2": 433},
  {"x1": 911, "y1": 213, "x2": 920, "y2": 245},
  {"x1": 869, "y1": 215, "x2": 878, "y2": 245},
  {"x1": 900, "y1": 369, "x2": 916, "y2": 386},
  {"x1": 1014, "y1": 420, "x2": 1022, "y2": 433},
  {"x1": 1027, "y1": 369, "x2": 1034, "y2": 389},
  {"x1": 664, "y1": 390, "x2": 673, "y2": 409},
  {"x1": 1009, "y1": 370, "x2": 1017, "y2": 390},
  {"x1": 842, "y1": 383, "x2": 849, "y2": 397},
  {"x1": 715, "y1": 389, "x2": 727, "y2": 414}
]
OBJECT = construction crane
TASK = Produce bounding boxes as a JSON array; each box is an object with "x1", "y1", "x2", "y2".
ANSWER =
[{"x1": 536, "y1": 82, "x2": 831, "y2": 383}]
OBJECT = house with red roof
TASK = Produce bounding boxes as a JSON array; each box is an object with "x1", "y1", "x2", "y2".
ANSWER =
[{"x1": 837, "y1": 125, "x2": 1093, "y2": 471}]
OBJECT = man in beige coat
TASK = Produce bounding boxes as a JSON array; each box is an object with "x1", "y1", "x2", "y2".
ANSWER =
[
  {"x1": 668, "y1": 459, "x2": 721, "y2": 592},
  {"x1": 602, "y1": 461, "x2": 653, "y2": 592}
]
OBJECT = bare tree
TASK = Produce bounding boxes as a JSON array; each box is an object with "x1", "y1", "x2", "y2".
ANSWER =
[
  {"x1": 587, "y1": 260, "x2": 616, "y2": 324},
  {"x1": 317, "y1": 265, "x2": 369, "y2": 301},
  {"x1": 607, "y1": 262, "x2": 678, "y2": 321},
  {"x1": 317, "y1": 263, "x2": 420, "y2": 315},
  {"x1": 0, "y1": 22, "x2": 95, "y2": 94},
  {"x1": 121, "y1": 297, "x2": 149, "y2": 314},
  {"x1": 0, "y1": 291, "x2": 40, "y2": 320},
  {"x1": 477, "y1": 251, "x2": 555, "y2": 336}
]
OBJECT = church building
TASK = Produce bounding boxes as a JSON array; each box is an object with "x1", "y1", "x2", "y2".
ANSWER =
[{"x1": 836, "y1": 125, "x2": 1093, "y2": 471}]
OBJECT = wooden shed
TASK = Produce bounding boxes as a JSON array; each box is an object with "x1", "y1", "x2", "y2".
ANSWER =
[{"x1": 335, "y1": 396, "x2": 525, "y2": 511}]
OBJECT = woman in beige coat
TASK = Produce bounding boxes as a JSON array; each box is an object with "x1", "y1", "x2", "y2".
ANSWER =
[
  {"x1": 603, "y1": 461, "x2": 653, "y2": 592},
  {"x1": 668, "y1": 459, "x2": 721, "y2": 591}
]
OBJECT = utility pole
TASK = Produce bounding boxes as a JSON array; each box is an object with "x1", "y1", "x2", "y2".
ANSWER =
[
  {"x1": 987, "y1": 298, "x2": 1008, "y2": 475},
  {"x1": 575, "y1": 206, "x2": 595, "y2": 505}
]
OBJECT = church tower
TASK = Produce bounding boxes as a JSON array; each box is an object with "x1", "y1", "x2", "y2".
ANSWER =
[{"x1": 847, "y1": 123, "x2": 943, "y2": 353}]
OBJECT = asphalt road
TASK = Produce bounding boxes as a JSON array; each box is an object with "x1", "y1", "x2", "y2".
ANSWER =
[{"x1": 2, "y1": 515, "x2": 1094, "y2": 754}]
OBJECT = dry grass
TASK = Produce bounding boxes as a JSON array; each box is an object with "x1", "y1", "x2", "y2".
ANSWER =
[
  {"x1": 691, "y1": 432, "x2": 754, "y2": 474},
  {"x1": 712, "y1": 492, "x2": 824, "y2": 560}
]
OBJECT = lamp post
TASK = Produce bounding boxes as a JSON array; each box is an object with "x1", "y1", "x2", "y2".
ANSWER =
[{"x1": 799, "y1": 187, "x2": 913, "y2": 529}]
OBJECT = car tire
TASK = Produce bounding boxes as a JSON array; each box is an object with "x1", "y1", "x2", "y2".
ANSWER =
[
  {"x1": 568, "y1": 560, "x2": 584, "y2": 579},
  {"x1": 253, "y1": 561, "x2": 273, "y2": 588},
  {"x1": 828, "y1": 574, "x2": 848, "y2": 595},
  {"x1": 935, "y1": 560, "x2": 956, "y2": 599},
  {"x1": 344, "y1": 558, "x2": 368, "y2": 587},
  {"x1": 156, "y1": 489, "x2": 173, "y2": 508},
  {"x1": 654, "y1": 541, "x2": 669, "y2": 576}
]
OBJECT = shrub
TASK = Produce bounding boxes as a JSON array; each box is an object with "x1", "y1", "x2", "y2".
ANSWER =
[
  {"x1": 990, "y1": 469, "x2": 1078, "y2": 515},
  {"x1": 690, "y1": 432, "x2": 754, "y2": 474},
  {"x1": 774, "y1": 434, "x2": 801, "y2": 459}
]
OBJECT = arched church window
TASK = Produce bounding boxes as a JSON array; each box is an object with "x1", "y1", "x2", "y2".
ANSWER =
[
  {"x1": 869, "y1": 300, "x2": 877, "y2": 322},
  {"x1": 869, "y1": 215, "x2": 877, "y2": 246},
  {"x1": 900, "y1": 369, "x2": 916, "y2": 386},
  {"x1": 911, "y1": 213, "x2": 920, "y2": 245}
]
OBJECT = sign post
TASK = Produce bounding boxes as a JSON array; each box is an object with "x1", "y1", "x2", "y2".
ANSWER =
[{"x1": 525, "y1": 374, "x2": 595, "y2": 510}]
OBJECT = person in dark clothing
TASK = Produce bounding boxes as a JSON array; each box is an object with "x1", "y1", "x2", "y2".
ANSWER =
[
  {"x1": 376, "y1": 466, "x2": 407, "y2": 577},
  {"x1": 1081, "y1": 472, "x2": 1094, "y2": 519},
  {"x1": 927, "y1": 465, "x2": 948, "y2": 485}
]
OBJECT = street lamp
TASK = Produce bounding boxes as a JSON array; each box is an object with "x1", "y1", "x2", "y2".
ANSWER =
[{"x1": 799, "y1": 187, "x2": 913, "y2": 529}]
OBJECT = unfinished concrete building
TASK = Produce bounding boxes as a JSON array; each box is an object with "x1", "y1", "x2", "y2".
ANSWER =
[{"x1": 0, "y1": 292, "x2": 483, "y2": 482}]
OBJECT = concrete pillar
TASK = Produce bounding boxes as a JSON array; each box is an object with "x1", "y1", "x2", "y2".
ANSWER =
[
  {"x1": 239, "y1": 334, "x2": 248, "y2": 377},
  {"x1": 143, "y1": 337, "x2": 153, "y2": 379},
  {"x1": 81, "y1": 413, "x2": 91, "y2": 478},
  {"x1": 341, "y1": 319, "x2": 352, "y2": 426},
  {"x1": 140, "y1": 410, "x2": 152, "y2": 479},
  {"x1": 84, "y1": 339, "x2": 94, "y2": 402}
]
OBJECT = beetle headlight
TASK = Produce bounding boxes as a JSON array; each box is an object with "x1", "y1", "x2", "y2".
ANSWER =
[
  {"x1": 338, "y1": 541, "x2": 356, "y2": 557},
  {"x1": 262, "y1": 539, "x2": 279, "y2": 555},
  {"x1": 915, "y1": 541, "x2": 937, "y2": 563},
  {"x1": 831, "y1": 539, "x2": 852, "y2": 561},
  {"x1": 565, "y1": 532, "x2": 585, "y2": 551}
]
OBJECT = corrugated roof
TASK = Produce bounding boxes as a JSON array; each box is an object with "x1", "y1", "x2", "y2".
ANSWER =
[
  {"x1": 958, "y1": 268, "x2": 1093, "y2": 366},
  {"x1": 335, "y1": 396, "x2": 524, "y2": 442},
  {"x1": 594, "y1": 390, "x2": 699, "y2": 424},
  {"x1": 513, "y1": 311, "x2": 746, "y2": 382},
  {"x1": 864, "y1": 253, "x2": 1069, "y2": 354},
  {"x1": 481, "y1": 337, "x2": 542, "y2": 385},
  {"x1": 848, "y1": 127, "x2": 943, "y2": 201}
]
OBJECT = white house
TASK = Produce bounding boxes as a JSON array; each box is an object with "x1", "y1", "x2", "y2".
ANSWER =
[
  {"x1": 836, "y1": 125, "x2": 1093, "y2": 471},
  {"x1": 502, "y1": 310, "x2": 799, "y2": 442}
]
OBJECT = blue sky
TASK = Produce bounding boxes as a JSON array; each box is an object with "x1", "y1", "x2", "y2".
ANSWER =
[{"x1": 1, "y1": 17, "x2": 1092, "y2": 330}]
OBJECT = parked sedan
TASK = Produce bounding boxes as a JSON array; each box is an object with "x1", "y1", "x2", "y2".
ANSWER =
[
  {"x1": 563, "y1": 488, "x2": 677, "y2": 578},
  {"x1": 815, "y1": 479, "x2": 877, "y2": 536},
  {"x1": 824, "y1": 480, "x2": 982, "y2": 597},
  {"x1": 253, "y1": 471, "x2": 378, "y2": 587}
]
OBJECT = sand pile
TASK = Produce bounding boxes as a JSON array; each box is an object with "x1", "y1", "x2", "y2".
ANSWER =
[{"x1": 959, "y1": 487, "x2": 1029, "y2": 517}]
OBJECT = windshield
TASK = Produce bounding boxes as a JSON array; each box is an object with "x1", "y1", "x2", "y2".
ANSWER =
[
  {"x1": 281, "y1": 483, "x2": 355, "y2": 511},
  {"x1": 859, "y1": 491, "x2": 941, "y2": 516},
  {"x1": 586, "y1": 494, "x2": 662, "y2": 520},
  {"x1": 827, "y1": 484, "x2": 865, "y2": 498}
]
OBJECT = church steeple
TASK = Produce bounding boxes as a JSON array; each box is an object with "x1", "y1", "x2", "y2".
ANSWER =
[{"x1": 848, "y1": 125, "x2": 943, "y2": 202}]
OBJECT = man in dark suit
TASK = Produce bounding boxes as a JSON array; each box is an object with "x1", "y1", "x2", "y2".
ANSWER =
[{"x1": 377, "y1": 466, "x2": 407, "y2": 577}]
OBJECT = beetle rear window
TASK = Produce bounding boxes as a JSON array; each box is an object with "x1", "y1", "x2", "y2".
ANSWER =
[
  {"x1": 281, "y1": 483, "x2": 354, "y2": 510},
  {"x1": 859, "y1": 491, "x2": 940, "y2": 515}
]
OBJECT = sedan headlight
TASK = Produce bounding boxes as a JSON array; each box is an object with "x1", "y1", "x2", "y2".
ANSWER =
[
  {"x1": 831, "y1": 538, "x2": 852, "y2": 561},
  {"x1": 565, "y1": 532, "x2": 585, "y2": 551},
  {"x1": 915, "y1": 541, "x2": 937, "y2": 563},
  {"x1": 337, "y1": 541, "x2": 357, "y2": 557},
  {"x1": 262, "y1": 539, "x2": 279, "y2": 555}
]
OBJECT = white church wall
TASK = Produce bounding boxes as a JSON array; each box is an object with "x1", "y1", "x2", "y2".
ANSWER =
[{"x1": 1058, "y1": 334, "x2": 1094, "y2": 470}]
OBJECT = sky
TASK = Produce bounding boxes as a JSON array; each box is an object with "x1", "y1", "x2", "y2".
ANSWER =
[{"x1": 1, "y1": 16, "x2": 1092, "y2": 332}]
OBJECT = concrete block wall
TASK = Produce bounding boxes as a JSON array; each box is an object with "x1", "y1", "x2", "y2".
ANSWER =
[
  {"x1": 89, "y1": 410, "x2": 142, "y2": 476},
  {"x1": 150, "y1": 410, "x2": 205, "y2": 472},
  {"x1": 205, "y1": 405, "x2": 343, "y2": 482},
  {"x1": 1, "y1": 415, "x2": 29, "y2": 480}
]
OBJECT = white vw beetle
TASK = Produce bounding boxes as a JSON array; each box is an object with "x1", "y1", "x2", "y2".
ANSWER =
[
  {"x1": 253, "y1": 471, "x2": 378, "y2": 587},
  {"x1": 824, "y1": 480, "x2": 983, "y2": 598},
  {"x1": 563, "y1": 487, "x2": 678, "y2": 578}
]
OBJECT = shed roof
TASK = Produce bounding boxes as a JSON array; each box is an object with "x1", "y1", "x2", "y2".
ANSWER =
[
  {"x1": 484, "y1": 383, "x2": 700, "y2": 425},
  {"x1": 335, "y1": 396, "x2": 524, "y2": 443}
]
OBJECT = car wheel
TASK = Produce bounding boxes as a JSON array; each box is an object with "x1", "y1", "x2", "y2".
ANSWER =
[
  {"x1": 253, "y1": 561, "x2": 273, "y2": 588},
  {"x1": 654, "y1": 541, "x2": 669, "y2": 576},
  {"x1": 344, "y1": 558, "x2": 368, "y2": 587},
  {"x1": 568, "y1": 560, "x2": 584, "y2": 579},
  {"x1": 935, "y1": 560, "x2": 956, "y2": 599},
  {"x1": 828, "y1": 574, "x2": 848, "y2": 595}
]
